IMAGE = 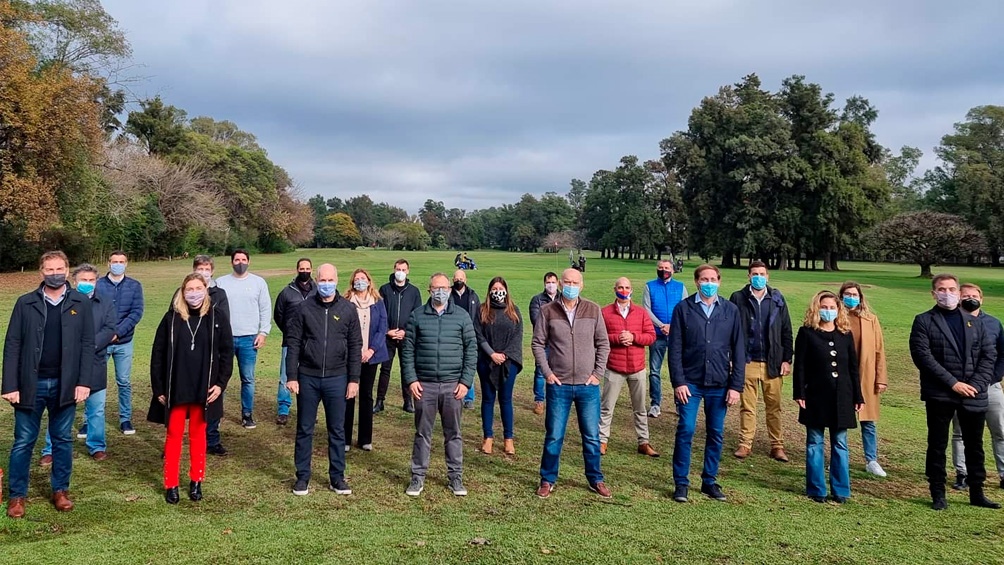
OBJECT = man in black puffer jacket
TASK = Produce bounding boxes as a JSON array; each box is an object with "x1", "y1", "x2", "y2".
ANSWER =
[
  {"x1": 910, "y1": 272, "x2": 999, "y2": 511},
  {"x1": 376, "y1": 258, "x2": 423, "y2": 414},
  {"x1": 401, "y1": 272, "x2": 477, "y2": 498}
]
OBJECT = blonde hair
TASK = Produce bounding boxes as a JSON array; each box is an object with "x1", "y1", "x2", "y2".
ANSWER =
[
  {"x1": 345, "y1": 268, "x2": 381, "y2": 302},
  {"x1": 803, "y1": 290, "x2": 849, "y2": 333},
  {"x1": 173, "y1": 273, "x2": 211, "y2": 321}
]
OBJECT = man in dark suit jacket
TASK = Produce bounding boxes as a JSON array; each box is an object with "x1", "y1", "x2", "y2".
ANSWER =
[{"x1": 909, "y1": 273, "x2": 1000, "y2": 511}]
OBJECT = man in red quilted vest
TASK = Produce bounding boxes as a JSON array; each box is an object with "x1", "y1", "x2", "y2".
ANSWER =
[{"x1": 599, "y1": 277, "x2": 659, "y2": 457}]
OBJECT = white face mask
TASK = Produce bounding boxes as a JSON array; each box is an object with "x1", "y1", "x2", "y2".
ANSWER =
[
  {"x1": 544, "y1": 282, "x2": 558, "y2": 295},
  {"x1": 935, "y1": 291, "x2": 960, "y2": 310},
  {"x1": 394, "y1": 270, "x2": 407, "y2": 283}
]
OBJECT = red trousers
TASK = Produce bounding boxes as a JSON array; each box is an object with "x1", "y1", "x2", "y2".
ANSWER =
[{"x1": 164, "y1": 404, "x2": 207, "y2": 488}]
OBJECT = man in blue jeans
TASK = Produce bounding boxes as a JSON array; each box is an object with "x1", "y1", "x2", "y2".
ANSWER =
[
  {"x1": 532, "y1": 268, "x2": 611, "y2": 499},
  {"x1": 667, "y1": 264, "x2": 744, "y2": 503},
  {"x1": 4, "y1": 250, "x2": 96, "y2": 518},
  {"x1": 528, "y1": 272, "x2": 558, "y2": 415},
  {"x1": 96, "y1": 250, "x2": 144, "y2": 435},
  {"x1": 643, "y1": 259, "x2": 686, "y2": 419},
  {"x1": 215, "y1": 249, "x2": 272, "y2": 439}
]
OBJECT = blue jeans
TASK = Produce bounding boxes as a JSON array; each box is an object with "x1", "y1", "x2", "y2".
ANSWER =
[
  {"x1": 43, "y1": 389, "x2": 107, "y2": 456},
  {"x1": 9, "y1": 379, "x2": 76, "y2": 497},
  {"x1": 107, "y1": 341, "x2": 134, "y2": 423},
  {"x1": 860, "y1": 420, "x2": 878, "y2": 463},
  {"x1": 539, "y1": 383, "x2": 603, "y2": 485},
  {"x1": 465, "y1": 379, "x2": 476, "y2": 403},
  {"x1": 233, "y1": 335, "x2": 258, "y2": 415},
  {"x1": 806, "y1": 427, "x2": 850, "y2": 499},
  {"x1": 278, "y1": 347, "x2": 292, "y2": 416},
  {"x1": 479, "y1": 361, "x2": 518, "y2": 439},
  {"x1": 648, "y1": 336, "x2": 669, "y2": 407},
  {"x1": 673, "y1": 384, "x2": 728, "y2": 487},
  {"x1": 532, "y1": 346, "x2": 550, "y2": 403},
  {"x1": 294, "y1": 374, "x2": 348, "y2": 484}
]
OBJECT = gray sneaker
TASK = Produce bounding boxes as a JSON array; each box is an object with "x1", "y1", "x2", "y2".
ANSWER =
[
  {"x1": 449, "y1": 476, "x2": 468, "y2": 496},
  {"x1": 406, "y1": 476, "x2": 424, "y2": 497},
  {"x1": 648, "y1": 405, "x2": 661, "y2": 418}
]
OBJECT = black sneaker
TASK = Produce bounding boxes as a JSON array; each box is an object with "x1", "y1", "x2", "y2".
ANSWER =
[
  {"x1": 832, "y1": 495, "x2": 848, "y2": 504},
  {"x1": 672, "y1": 485, "x2": 688, "y2": 503},
  {"x1": 242, "y1": 413, "x2": 257, "y2": 429},
  {"x1": 330, "y1": 478, "x2": 352, "y2": 495},
  {"x1": 292, "y1": 480, "x2": 309, "y2": 496},
  {"x1": 207, "y1": 444, "x2": 228, "y2": 456},
  {"x1": 952, "y1": 473, "x2": 968, "y2": 490},
  {"x1": 701, "y1": 483, "x2": 727, "y2": 501},
  {"x1": 999, "y1": 477, "x2": 1004, "y2": 490},
  {"x1": 276, "y1": 414, "x2": 289, "y2": 426},
  {"x1": 120, "y1": 421, "x2": 136, "y2": 435},
  {"x1": 932, "y1": 497, "x2": 948, "y2": 510},
  {"x1": 372, "y1": 399, "x2": 385, "y2": 414},
  {"x1": 809, "y1": 496, "x2": 827, "y2": 503},
  {"x1": 403, "y1": 400, "x2": 415, "y2": 414}
]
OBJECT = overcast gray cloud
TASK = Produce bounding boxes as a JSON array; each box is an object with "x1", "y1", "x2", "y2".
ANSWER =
[{"x1": 102, "y1": 0, "x2": 1004, "y2": 213}]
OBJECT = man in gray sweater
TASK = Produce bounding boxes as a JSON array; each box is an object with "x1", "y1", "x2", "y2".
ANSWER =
[{"x1": 532, "y1": 268, "x2": 611, "y2": 499}]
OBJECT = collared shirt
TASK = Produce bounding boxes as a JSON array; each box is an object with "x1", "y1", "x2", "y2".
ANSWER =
[
  {"x1": 41, "y1": 285, "x2": 67, "y2": 306},
  {"x1": 695, "y1": 293, "x2": 717, "y2": 318},
  {"x1": 617, "y1": 301, "x2": 631, "y2": 319},
  {"x1": 560, "y1": 298, "x2": 579, "y2": 325}
]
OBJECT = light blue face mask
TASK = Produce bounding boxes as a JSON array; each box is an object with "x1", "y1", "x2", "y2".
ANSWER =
[
  {"x1": 562, "y1": 285, "x2": 580, "y2": 300},
  {"x1": 109, "y1": 263, "x2": 126, "y2": 276},
  {"x1": 317, "y1": 282, "x2": 337, "y2": 297},
  {"x1": 842, "y1": 296, "x2": 860, "y2": 309},
  {"x1": 699, "y1": 282, "x2": 719, "y2": 299},
  {"x1": 750, "y1": 275, "x2": 767, "y2": 291},
  {"x1": 819, "y1": 309, "x2": 838, "y2": 323},
  {"x1": 76, "y1": 281, "x2": 95, "y2": 295}
]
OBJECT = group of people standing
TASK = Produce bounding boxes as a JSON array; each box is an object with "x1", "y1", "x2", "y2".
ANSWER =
[{"x1": 3, "y1": 250, "x2": 1002, "y2": 517}]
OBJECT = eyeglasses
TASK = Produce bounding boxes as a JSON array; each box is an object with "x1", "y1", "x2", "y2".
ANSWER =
[{"x1": 430, "y1": 286, "x2": 449, "y2": 292}]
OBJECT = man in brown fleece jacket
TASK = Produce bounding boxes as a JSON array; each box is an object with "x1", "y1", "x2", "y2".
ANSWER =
[{"x1": 532, "y1": 268, "x2": 612, "y2": 499}]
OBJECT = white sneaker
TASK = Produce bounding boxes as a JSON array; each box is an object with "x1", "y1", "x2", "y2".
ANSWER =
[
  {"x1": 345, "y1": 445, "x2": 351, "y2": 452},
  {"x1": 648, "y1": 405, "x2": 661, "y2": 418},
  {"x1": 865, "y1": 460, "x2": 887, "y2": 477},
  {"x1": 361, "y1": 443, "x2": 373, "y2": 451}
]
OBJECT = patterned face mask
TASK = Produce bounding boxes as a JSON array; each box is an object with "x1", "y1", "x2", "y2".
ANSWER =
[{"x1": 490, "y1": 289, "x2": 507, "y2": 303}]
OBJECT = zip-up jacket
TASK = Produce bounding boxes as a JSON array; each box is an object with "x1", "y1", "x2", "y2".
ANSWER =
[
  {"x1": 668, "y1": 294, "x2": 745, "y2": 392},
  {"x1": 531, "y1": 298, "x2": 610, "y2": 384},
  {"x1": 284, "y1": 292, "x2": 362, "y2": 382},
  {"x1": 379, "y1": 275, "x2": 422, "y2": 331},
  {"x1": 728, "y1": 284, "x2": 793, "y2": 377},
  {"x1": 401, "y1": 300, "x2": 477, "y2": 387},
  {"x1": 96, "y1": 274, "x2": 144, "y2": 344},
  {"x1": 274, "y1": 278, "x2": 317, "y2": 346}
]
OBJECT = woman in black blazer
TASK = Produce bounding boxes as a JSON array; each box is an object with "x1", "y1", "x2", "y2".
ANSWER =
[{"x1": 792, "y1": 290, "x2": 863, "y2": 503}]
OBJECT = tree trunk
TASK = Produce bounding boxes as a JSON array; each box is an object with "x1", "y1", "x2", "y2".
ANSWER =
[
  {"x1": 993, "y1": 250, "x2": 1001, "y2": 267},
  {"x1": 920, "y1": 263, "x2": 933, "y2": 278},
  {"x1": 722, "y1": 250, "x2": 735, "y2": 269}
]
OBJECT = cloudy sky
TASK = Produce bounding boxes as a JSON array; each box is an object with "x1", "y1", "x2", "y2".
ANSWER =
[{"x1": 103, "y1": 0, "x2": 1004, "y2": 214}]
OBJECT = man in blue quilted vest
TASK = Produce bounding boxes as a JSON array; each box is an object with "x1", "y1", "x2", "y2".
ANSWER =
[{"x1": 643, "y1": 259, "x2": 687, "y2": 418}]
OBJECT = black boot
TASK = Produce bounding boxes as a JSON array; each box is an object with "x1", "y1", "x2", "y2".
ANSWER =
[
  {"x1": 952, "y1": 472, "x2": 968, "y2": 490},
  {"x1": 931, "y1": 486, "x2": 947, "y2": 511},
  {"x1": 970, "y1": 484, "x2": 1001, "y2": 509},
  {"x1": 403, "y1": 397, "x2": 415, "y2": 413},
  {"x1": 165, "y1": 487, "x2": 180, "y2": 505},
  {"x1": 372, "y1": 399, "x2": 385, "y2": 414},
  {"x1": 189, "y1": 481, "x2": 203, "y2": 502}
]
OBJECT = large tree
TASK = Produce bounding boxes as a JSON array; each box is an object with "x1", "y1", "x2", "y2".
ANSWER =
[{"x1": 870, "y1": 211, "x2": 985, "y2": 277}]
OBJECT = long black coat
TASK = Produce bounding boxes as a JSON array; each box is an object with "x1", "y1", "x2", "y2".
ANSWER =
[
  {"x1": 910, "y1": 306, "x2": 996, "y2": 411},
  {"x1": 792, "y1": 326, "x2": 863, "y2": 430},
  {"x1": 148, "y1": 301, "x2": 233, "y2": 424},
  {"x1": 89, "y1": 292, "x2": 118, "y2": 392},
  {"x1": 2, "y1": 285, "x2": 96, "y2": 409}
]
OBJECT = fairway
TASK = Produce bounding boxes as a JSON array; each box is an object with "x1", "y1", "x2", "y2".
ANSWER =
[{"x1": 1, "y1": 250, "x2": 1003, "y2": 564}]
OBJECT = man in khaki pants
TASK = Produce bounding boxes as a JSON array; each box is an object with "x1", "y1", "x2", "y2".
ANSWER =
[
  {"x1": 728, "y1": 261, "x2": 793, "y2": 462},
  {"x1": 598, "y1": 278, "x2": 659, "y2": 457}
]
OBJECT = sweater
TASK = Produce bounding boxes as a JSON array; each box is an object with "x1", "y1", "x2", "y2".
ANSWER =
[
  {"x1": 601, "y1": 302, "x2": 657, "y2": 374},
  {"x1": 215, "y1": 273, "x2": 272, "y2": 337},
  {"x1": 531, "y1": 298, "x2": 610, "y2": 384},
  {"x1": 475, "y1": 303, "x2": 524, "y2": 389}
]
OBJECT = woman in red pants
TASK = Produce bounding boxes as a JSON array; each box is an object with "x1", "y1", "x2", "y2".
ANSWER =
[{"x1": 149, "y1": 272, "x2": 233, "y2": 504}]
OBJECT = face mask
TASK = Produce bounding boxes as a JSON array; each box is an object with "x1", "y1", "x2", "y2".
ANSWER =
[
  {"x1": 76, "y1": 281, "x2": 95, "y2": 295},
  {"x1": 109, "y1": 263, "x2": 126, "y2": 276},
  {"x1": 394, "y1": 270, "x2": 407, "y2": 283},
  {"x1": 544, "y1": 282, "x2": 558, "y2": 295},
  {"x1": 430, "y1": 288, "x2": 450, "y2": 305},
  {"x1": 196, "y1": 270, "x2": 213, "y2": 285},
  {"x1": 842, "y1": 296, "x2": 860, "y2": 309},
  {"x1": 561, "y1": 285, "x2": 580, "y2": 300},
  {"x1": 317, "y1": 282, "x2": 337, "y2": 297},
  {"x1": 490, "y1": 289, "x2": 507, "y2": 303},
  {"x1": 353, "y1": 279, "x2": 369, "y2": 292},
  {"x1": 44, "y1": 274, "x2": 66, "y2": 289},
  {"x1": 699, "y1": 282, "x2": 719, "y2": 299},
  {"x1": 615, "y1": 291, "x2": 631, "y2": 301},
  {"x1": 453, "y1": 280, "x2": 465, "y2": 291},
  {"x1": 657, "y1": 269, "x2": 672, "y2": 281},
  {"x1": 296, "y1": 271, "x2": 311, "y2": 283},
  {"x1": 936, "y1": 291, "x2": 959, "y2": 310},
  {"x1": 961, "y1": 298, "x2": 981, "y2": 313},
  {"x1": 819, "y1": 309, "x2": 838, "y2": 323},
  {"x1": 185, "y1": 291, "x2": 206, "y2": 307},
  {"x1": 750, "y1": 275, "x2": 767, "y2": 291},
  {"x1": 233, "y1": 263, "x2": 249, "y2": 276}
]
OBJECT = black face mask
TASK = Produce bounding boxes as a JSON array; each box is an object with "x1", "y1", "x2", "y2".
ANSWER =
[
  {"x1": 961, "y1": 298, "x2": 981, "y2": 313},
  {"x1": 43, "y1": 274, "x2": 66, "y2": 289},
  {"x1": 296, "y1": 272, "x2": 311, "y2": 283},
  {"x1": 233, "y1": 263, "x2": 249, "y2": 275},
  {"x1": 657, "y1": 269, "x2": 672, "y2": 281},
  {"x1": 452, "y1": 281, "x2": 465, "y2": 291}
]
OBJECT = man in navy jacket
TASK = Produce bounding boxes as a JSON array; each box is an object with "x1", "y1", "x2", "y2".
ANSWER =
[
  {"x1": 96, "y1": 250, "x2": 144, "y2": 436},
  {"x1": 668, "y1": 264, "x2": 744, "y2": 503}
]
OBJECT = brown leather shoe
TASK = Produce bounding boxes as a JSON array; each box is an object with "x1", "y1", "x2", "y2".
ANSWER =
[
  {"x1": 734, "y1": 446, "x2": 751, "y2": 459},
  {"x1": 533, "y1": 401, "x2": 544, "y2": 415},
  {"x1": 590, "y1": 481, "x2": 613, "y2": 498},
  {"x1": 770, "y1": 447, "x2": 789, "y2": 463},
  {"x1": 92, "y1": 451, "x2": 108, "y2": 461},
  {"x1": 503, "y1": 439, "x2": 515, "y2": 455},
  {"x1": 536, "y1": 481, "x2": 554, "y2": 499},
  {"x1": 6, "y1": 497, "x2": 25, "y2": 518},
  {"x1": 638, "y1": 443, "x2": 660, "y2": 458},
  {"x1": 39, "y1": 455, "x2": 53, "y2": 467},
  {"x1": 51, "y1": 490, "x2": 74, "y2": 512},
  {"x1": 481, "y1": 438, "x2": 493, "y2": 454},
  {"x1": 600, "y1": 442, "x2": 607, "y2": 456}
]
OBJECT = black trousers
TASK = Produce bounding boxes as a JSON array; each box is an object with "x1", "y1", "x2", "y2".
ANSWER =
[
  {"x1": 345, "y1": 363, "x2": 378, "y2": 446},
  {"x1": 377, "y1": 339, "x2": 407, "y2": 403},
  {"x1": 294, "y1": 374, "x2": 347, "y2": 484},
  {"x1": 926, "y1": 399, "x2": 986, "y2": 492}
]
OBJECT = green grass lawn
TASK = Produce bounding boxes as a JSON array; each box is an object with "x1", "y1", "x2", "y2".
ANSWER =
[{"x1": 1, "y1": 250, "x2": 1003, "y2": 564}]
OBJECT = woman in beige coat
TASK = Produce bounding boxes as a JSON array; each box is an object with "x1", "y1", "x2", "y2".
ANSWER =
[{"x1": 839, "y1": 281, "x2": 888, "y2": 477}]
